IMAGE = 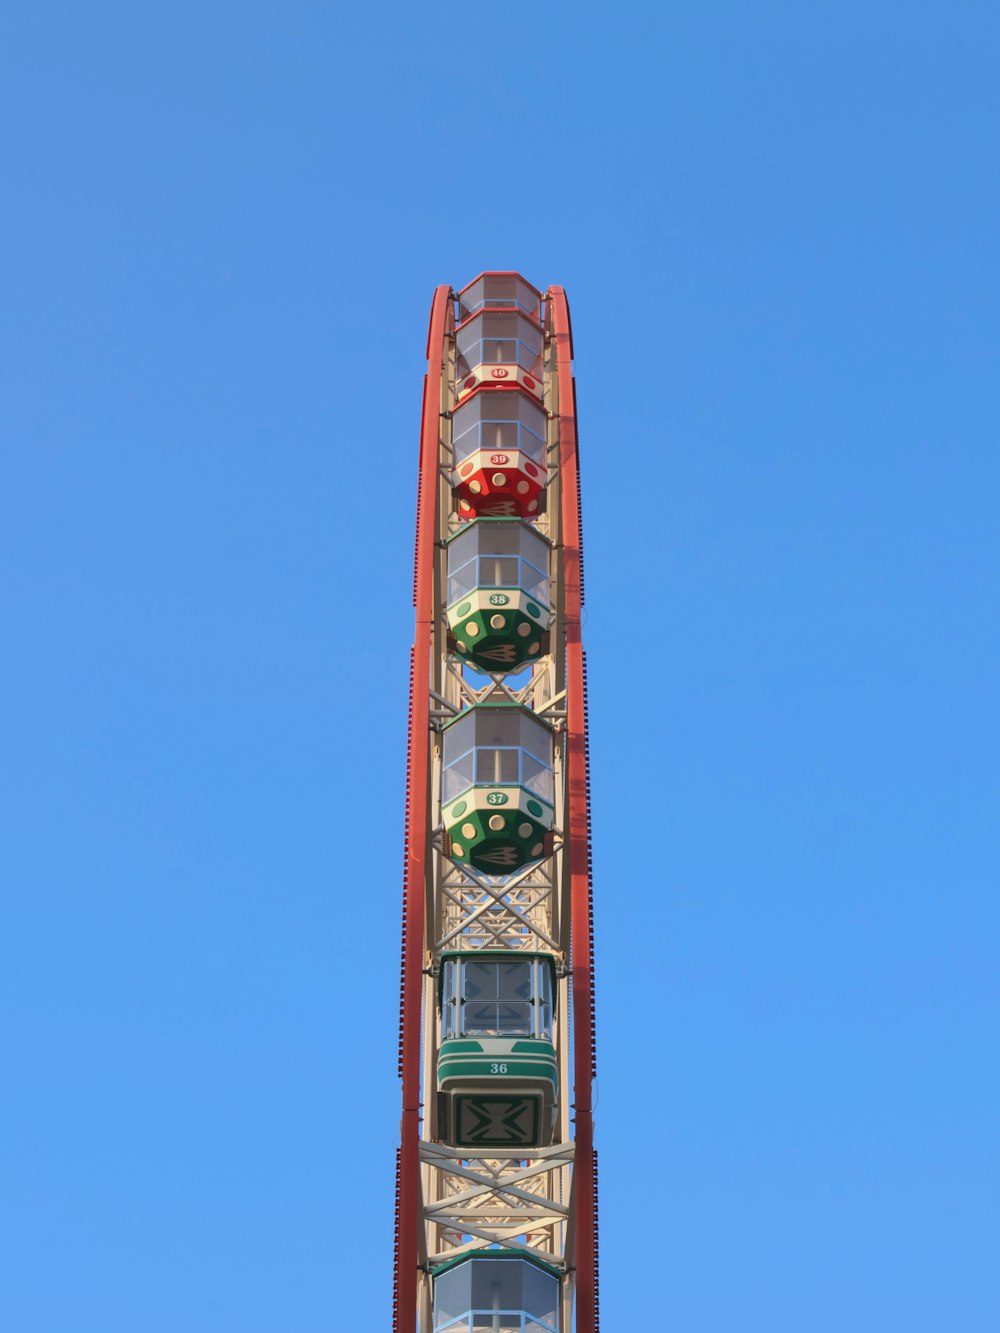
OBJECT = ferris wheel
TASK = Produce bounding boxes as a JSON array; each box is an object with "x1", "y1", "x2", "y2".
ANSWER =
[{"x1": 394, "y1": 274, "x2": 598, "y2": 1333}]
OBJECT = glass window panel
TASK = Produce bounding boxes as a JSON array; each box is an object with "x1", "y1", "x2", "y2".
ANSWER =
[
  {"x1": 519, "y1": 321, "x2": 543, "y2": 355},
  {"x1": 455, "y1": 395, "x2": 544, "y2": 458},
  {"x1": 515, "y1": 395, "x2": 545, "y2": 427},
  {"x1": 508, "y1": 279, "x2": 533, "y2": 315},
  {"x1": 484, "y1": 337, "x2": 516, "y2": 364},
  {"x1": 518, "y1": 425, "x2": 545, "y2": 462},
  {"x1": 470, "y1": 1261, "x2": 523, "y2": 1313},
  {"x1": 457, "y1": 322, "x2": 482, "y2": 355},
  {"x1": 517, "y1": 713, "x2": 551, "y2": 757},
  {"x1": 482, "y1": 395, "x2": 519, "y2": 422},
  {"x1": 459, "y1": 276, "x2": 540, "y2": 320},
  {"x1": 472, "y1": 1317, "x2": 520, "y2": 1333},
  {"x1": 537, "y1": 1000, "x2": 552, "y2": 1040},
  {"x1": 482, "y1": 314, "x2": 519, "y2": 338},
  {"x1": 515, "y1": 321, "x2": 543, "y2": 374},
  {"x1": 482, "y1": 421, "x2": 519, "y2": 450},
  {"x1": 521, "y1": 753, "x2": 553, "y2": 804},
  {"x1": 449, "y1": 527, "x2": 477, "y2": 567},
  {"x1": 456, "y1": 322, "x2": 485, "y2": 375},
  {"x1": 497, "y1": 962, "x2": 531, "y2": 1003},
  {"x1": 475, "y1": 711, "x2": 521, "y2": 747},
  {"x1": 494, "y1": 1001, "x2": 531, "y2": 1034},
  {"x1": 456, "y1": 316, "x2": 542, "y2": 374},
  {"x1": 442, "y1": 960, "x2": 459, "y2": 1037},
  {"x1": 484, "y1": 275, "x2": 518, "y2": 303},
  {"x1": 443, "y1": 959, "x2": 457, "y2": 1000},
  {"x1": 476, "y1": 747, "x2": 520, "y2": 786},
  {"x1": 463, "y1": 961, "x2": 498, "y2": 1002},
  {"x1": 434, "y1": 1267, "x2": 473, "y2": 1325},
  {"x1": 447, "y1": 559, "x2": 479, "y2": 606},
  {"x1": 521, "y1": 562, "x2": 549, "y2": 605},
  {"x1": 455, "y1": 960, "x2": 545, "y2": 1035},
  {"x1": 458, "y1": 278, "x2": 487, "y2": 321},
  {"x1": 517, "y1": 417, "x2": 545, "y2": 460},
  {"x1": 481, "y1": 556, "x2": 518, "y2": 588},
  {"x1": 520, "y1": 346, "x2": 543, "y2": 376},
  {"x1": 443, "y1": 713, "x2": 476, "y2": 764},
  {"x1": 522, "y1": 1268, "x2": 558, "y2": 1322},
  {"x1": 454, "y1": 396, "x2": 484, "y2": 428},
  {"x1": 481, "y1": 523, "x2": 521, "y2": 555},
  {"x1": 516, "y1": 527, "x2": 548, "y2": 562},
  {"x1": 443, "y1": 750, "x2": 476, "y2": 804},
  {"x1": 433, "y1": 1317, "x2": 469, "y2": 1333},
  {"x1": 463, "y1": 1003, "x2": 497, "y2": 1034},
  {"x1": 452, "y1": 418, "x2": 481, "y2": 462}
]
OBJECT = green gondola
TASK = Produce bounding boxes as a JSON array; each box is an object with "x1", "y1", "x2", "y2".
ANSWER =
[
  {"x1": 446, "y1": 521, "x2": 551, "y2": 673},
  {"x1": 436, "y1": 952, "x2": 558, "y2": 1149},
  {"x1": 441, "y1": 705, "x2": 554, "y2": 873}
]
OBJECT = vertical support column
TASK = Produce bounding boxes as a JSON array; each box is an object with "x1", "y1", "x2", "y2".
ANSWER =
[
  {"x1": 550, "y1": 286, "x2": 597, "y2": 1333},
  {"x1": 396, "y1": 285, "x2": 452, "y2": 1333}
]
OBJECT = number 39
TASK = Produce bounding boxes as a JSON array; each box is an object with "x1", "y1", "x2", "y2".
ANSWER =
[{"x1": 490, "y1": 1062, "x2": 508, "y2": 1074}]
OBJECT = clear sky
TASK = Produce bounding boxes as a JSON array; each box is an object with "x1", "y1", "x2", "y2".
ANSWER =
[{"x1": 2, "y1": 3, "x2": 998, "y2": 1330}]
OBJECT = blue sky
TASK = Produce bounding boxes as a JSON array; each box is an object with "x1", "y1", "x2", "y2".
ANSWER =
[{"x1": 2, "y1": 3, "x2": 998, "y2": 1329}]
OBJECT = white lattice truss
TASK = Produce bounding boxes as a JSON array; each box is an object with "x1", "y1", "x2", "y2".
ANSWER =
[{"x1": 419, "y1": 1141, "x2": 575, "y2": 1269}]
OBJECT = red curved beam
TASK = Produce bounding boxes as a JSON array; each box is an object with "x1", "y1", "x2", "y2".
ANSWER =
[
  {"x1": 550, "y1": 285, "x2": 598, "y2": 1333},
  {"x1": 395, "y1": 283, "x2": 452, "y2": 1333}
]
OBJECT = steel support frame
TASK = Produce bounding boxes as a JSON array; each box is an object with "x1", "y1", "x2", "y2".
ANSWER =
[{"x1": 550, "y1": 286, "x2": 597, "y2": 1333}]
